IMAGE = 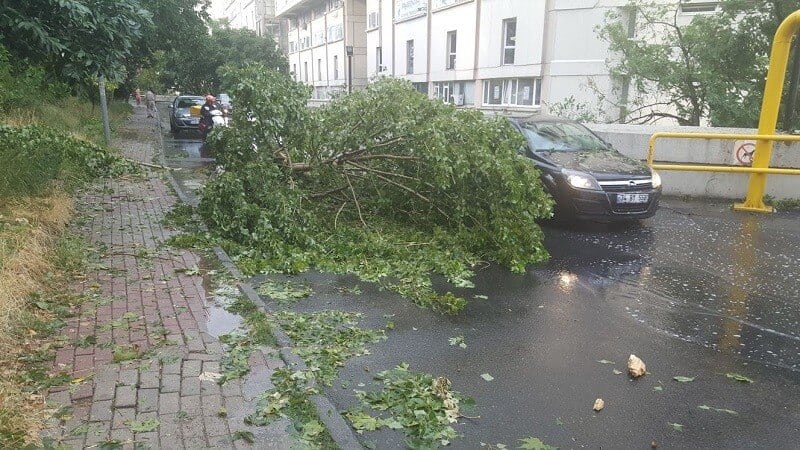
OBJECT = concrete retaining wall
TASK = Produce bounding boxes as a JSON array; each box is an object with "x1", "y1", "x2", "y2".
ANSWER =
[{"x1": 586, "y1": 123, "x2": 800, "y2": 200}]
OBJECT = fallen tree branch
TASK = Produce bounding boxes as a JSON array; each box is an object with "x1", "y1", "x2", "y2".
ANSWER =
[
  {"x1": 123, "y1": 158, "x2": 180, "y2": 171},
  {"x1": 344, "y1": 172, "x2": 367, "y2": 228}
]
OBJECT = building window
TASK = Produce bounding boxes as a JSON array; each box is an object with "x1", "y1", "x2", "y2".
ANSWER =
[
  {"x1": 433, "y1": 80, "x2": 473, "y2": 105},
  {"x1": 446, "y1": 30, "x2": 456, "y2": 70},
  {"x1": 412, "y1": 82, "x2": 428, "y2": 94},
  {"x1": 376, "y1": 46, "x2": 383, "y2": 72},
  {"x1": 406, "y1": 40, "x2": 414, "y2": 74},
  {"x1": 368, "y1": 11, "x2": 380, "y2": 29},
  {"x1": 334, "y1": 55, "x2": 339, "y2": 80},
  {"x1": 327, "y1": 24, "x2": 343, "y2": 42},
  {"x1": 679, "y1": 1, "x2": 718, "y2": 13},
  {"x1": 317, "y1": 59, "x2": 322, "y2": 80},
  {"x1": 502, "y1": 18, "x2": 516, "y2": 65},
  {"x1": 313, "y1": 30, "x2": 326, "y2": 47},
  {"x1": 304, "y1": 62, "x2": 308, "y2": 82},
  {"x1": 328, "y1": 0, "x2": 343, "y2": 11},
  {"x1": 482, "y1": 78, "x2": 540, "y2": 106},
  {"x1": 289, "y1": 41, "x2": 297, "y2": 53}
]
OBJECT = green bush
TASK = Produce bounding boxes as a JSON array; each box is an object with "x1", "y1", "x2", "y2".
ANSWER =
[{"x1": 0, "y1": 124, "x2": 136, "y2": 199}]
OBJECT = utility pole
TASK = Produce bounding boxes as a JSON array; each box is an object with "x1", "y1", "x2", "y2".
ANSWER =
[
  {"x1": 346, "y1": 45, "x2": 354, "y2": 93},
  {"x1": 98, "y1": 75, "x2": 112, "y2": 146}
]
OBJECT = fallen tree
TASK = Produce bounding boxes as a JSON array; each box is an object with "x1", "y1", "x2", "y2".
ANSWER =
[{"x1": 199, "y1": 66, "x2": 553, "y2": 312}]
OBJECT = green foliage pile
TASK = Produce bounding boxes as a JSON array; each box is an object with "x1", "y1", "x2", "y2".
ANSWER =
[
  {"x1": 346, "y1": 363, "x2": 468, "y2": 448},
  {"x1": 0, "y1": 124, "x2": 136, "y2": 200},
  {"x1": 199, "y1": 67, "x2": 552, "y2": 312}
]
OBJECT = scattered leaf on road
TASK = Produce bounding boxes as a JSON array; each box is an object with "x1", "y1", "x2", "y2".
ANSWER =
[
  {"x1": 612, "y1": 369, "x2": 623, "y2": 375},
  {"x1": 517, "y1": 436, "x2": 557, "y2": 449},
  {"x1": 474, "y1": 294, "x2": 488, "y2": 300},
  {"x1": 653, "y1": 386, "x2": 663, "y2": 391},
  {"x1": 481, "y1": 373, "x2": 494, "y2": 382},
  {"x1": 597, "y1": 359, "x2": 615, "y2": 365},
  {"x1": 698, "y1": 405, "x2": 738, "y2": 415},
  {"x1": 673, "y1": 376, "x2": 695, "y2": 383},
  {"x1": 593, "y1": 398, "x2": 604, "y2": 411},
  {"x1": 449, "y1": 336, "x2": 467, "y2": 349},
  {"x1": 668, "y1": 422, "x2": 683, "y2": 432},
  {"x1": 726, "y1": 372, "x2": 754, "y2": 383}
]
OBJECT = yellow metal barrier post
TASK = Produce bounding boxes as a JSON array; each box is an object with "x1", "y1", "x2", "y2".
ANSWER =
[{"x1": 734, "y1": 10, "x2": 800, "y2": 213}]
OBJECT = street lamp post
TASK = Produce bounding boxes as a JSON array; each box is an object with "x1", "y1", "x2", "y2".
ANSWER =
[{"x1": 346, "y1": 45, "x2": 354, "y2": 93}]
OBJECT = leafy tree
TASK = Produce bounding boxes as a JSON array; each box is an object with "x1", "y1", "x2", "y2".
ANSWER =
[
  {"x1": 199, "y1": 67, "x2": 552, "y2": 312},
  {"x1": 165, "y1": 25, "x2": 288, "y2": 94},
  {"x1": 123, "y1": 0, "x2": 210, "y2": 94},
  {"x1": 599, "y1": 0, "x2": 800, "y2": 127},
  {"x1": 0, "y1": 0, "x2": 151, "y2": 86}
]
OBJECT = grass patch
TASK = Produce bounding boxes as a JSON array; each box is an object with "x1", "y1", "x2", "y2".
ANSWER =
[{"x1": 0, "y1": 191, "x2": 92, "y2": 448}]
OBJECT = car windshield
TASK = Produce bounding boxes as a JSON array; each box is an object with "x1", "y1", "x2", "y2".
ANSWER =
[
  {"x1": 520, "y1": 121, "x2": 609, "y2": 152},
  {"x1": 176, "y1": 98, "x2": 204, "y2": 108}
]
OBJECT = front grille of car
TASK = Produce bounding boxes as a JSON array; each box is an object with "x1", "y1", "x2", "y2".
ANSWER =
[
  {"x1": 611, "y1": 201, "x2": 651, "y2": 214},
  {"x1": 599, "y1": 180, "x2": 653, "y2": 192}
]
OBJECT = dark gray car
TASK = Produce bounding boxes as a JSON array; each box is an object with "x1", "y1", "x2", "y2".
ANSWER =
[
  {"x1": 169, "y1": 95, "x2": 204, "y2": 133},
  {"x1": 508, "y1": 115, "x2": 662, "y2": 222}
]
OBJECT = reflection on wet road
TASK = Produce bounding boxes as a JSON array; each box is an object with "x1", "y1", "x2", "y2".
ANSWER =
[
  {"x1": 157, "y1": 102, "x2": 800, "y2": 447},
  {"x1": 549, "y1": 205, "x2": 800, "y2": 371}
]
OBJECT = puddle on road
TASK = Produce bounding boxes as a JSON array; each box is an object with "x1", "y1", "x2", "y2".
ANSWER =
[{"x1": 204, "y1": 284, "x2": 243, "y2": 339}]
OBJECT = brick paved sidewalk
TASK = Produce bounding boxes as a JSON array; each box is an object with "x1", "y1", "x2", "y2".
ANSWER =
[{"x1": 42, "y1": 107, "x2": 296, "y2": 449}]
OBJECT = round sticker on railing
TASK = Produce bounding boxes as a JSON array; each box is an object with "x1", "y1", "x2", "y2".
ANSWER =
[{"x1": 734, "y1": 140, "x2": 755, "y2": 166}]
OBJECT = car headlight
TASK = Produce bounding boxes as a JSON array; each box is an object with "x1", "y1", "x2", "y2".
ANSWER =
[
  {"x1": 563, "y1": 169, "x2": 601, "y2": 191},
  {"x1": 651, "y1": 170, "x2": 662, "y2": 189}
]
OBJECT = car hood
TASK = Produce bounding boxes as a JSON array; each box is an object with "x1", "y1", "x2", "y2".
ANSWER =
[{"x1": 537, "y1": 150, "x2": 651, "y2": 177}]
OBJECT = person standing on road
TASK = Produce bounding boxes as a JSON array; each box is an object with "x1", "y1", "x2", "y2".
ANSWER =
[
  {"x1": 145, "y1": 89, "x2": 156, "y2": 117},
  {"x1": 134, "y1": 88, "x2": 142, "y2": 106}
]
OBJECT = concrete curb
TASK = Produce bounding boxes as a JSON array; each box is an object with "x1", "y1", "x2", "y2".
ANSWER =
[{"x1": 151, "y1": 102, "x2": 364, "y2": 450}]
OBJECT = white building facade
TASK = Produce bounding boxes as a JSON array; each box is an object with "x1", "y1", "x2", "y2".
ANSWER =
[
  {"x1": 276, "y1": 0, "x2": 719, "y2": 120},
  {"x1": 222, "y1": 0, "x2": 286, "y2": 48},
  {"x1": 277, "y1": 0, "x2": 368, "y2": 100}
]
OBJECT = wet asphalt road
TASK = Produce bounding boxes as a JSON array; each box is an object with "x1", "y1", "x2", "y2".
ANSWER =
[{"x1": 158, "y1": 106, "x2": 800, "y2": 449}]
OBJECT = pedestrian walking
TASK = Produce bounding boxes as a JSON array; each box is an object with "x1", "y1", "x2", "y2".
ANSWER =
[
  {"x1": 134, "y1": 88, "x2": 142, "y2": 106},
  {"x1": 145, "y1": 90, "x2": 156, "y2": 117}
]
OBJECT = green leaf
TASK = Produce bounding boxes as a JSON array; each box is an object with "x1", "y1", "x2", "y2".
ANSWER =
[
  {"x1": 481, "y1": 373, "x2": 494, "y2": 382},
  {"x1": 725, "y1": 372, "x2": 754, "y2": 383},
  {"x1": 517, "y1": 436, "x2": 557, "y2": 449},
  {"x1": 672, "y1": 376, "x2": 695, "y2": 383},
  {"x1": 347, "y1": 412, "x2": 381, "y2": 431},
  {"x1": 668, "y1": 422, "x2": 684, "y2": 432},
  {"x1": 653, "y1": 386, "x2": 663, "y2": 392},
  {"x1": 127, "y1": 418, "x2": 159, "y2": 433},
  {"x1": 597, "y1": 359, "x2": 615, "y2": 365}
]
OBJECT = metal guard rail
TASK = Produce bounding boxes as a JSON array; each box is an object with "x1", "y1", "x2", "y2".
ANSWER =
[{"x1": 647, "y1": 132, "x2": 800, "y2": 175}]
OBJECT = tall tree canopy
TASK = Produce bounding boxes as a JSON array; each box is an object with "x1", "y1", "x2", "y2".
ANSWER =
[
  {"x1": 0, "y1": 0, "x2": 151, "y2": 84},
  {"x1": 599, "y1": 0, "x2": 800, "y2": 127}
]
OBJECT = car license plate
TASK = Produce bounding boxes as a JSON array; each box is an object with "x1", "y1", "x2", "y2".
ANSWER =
[{"x1": 617, "y1": 193, "x2": 649, "y2": 203}]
